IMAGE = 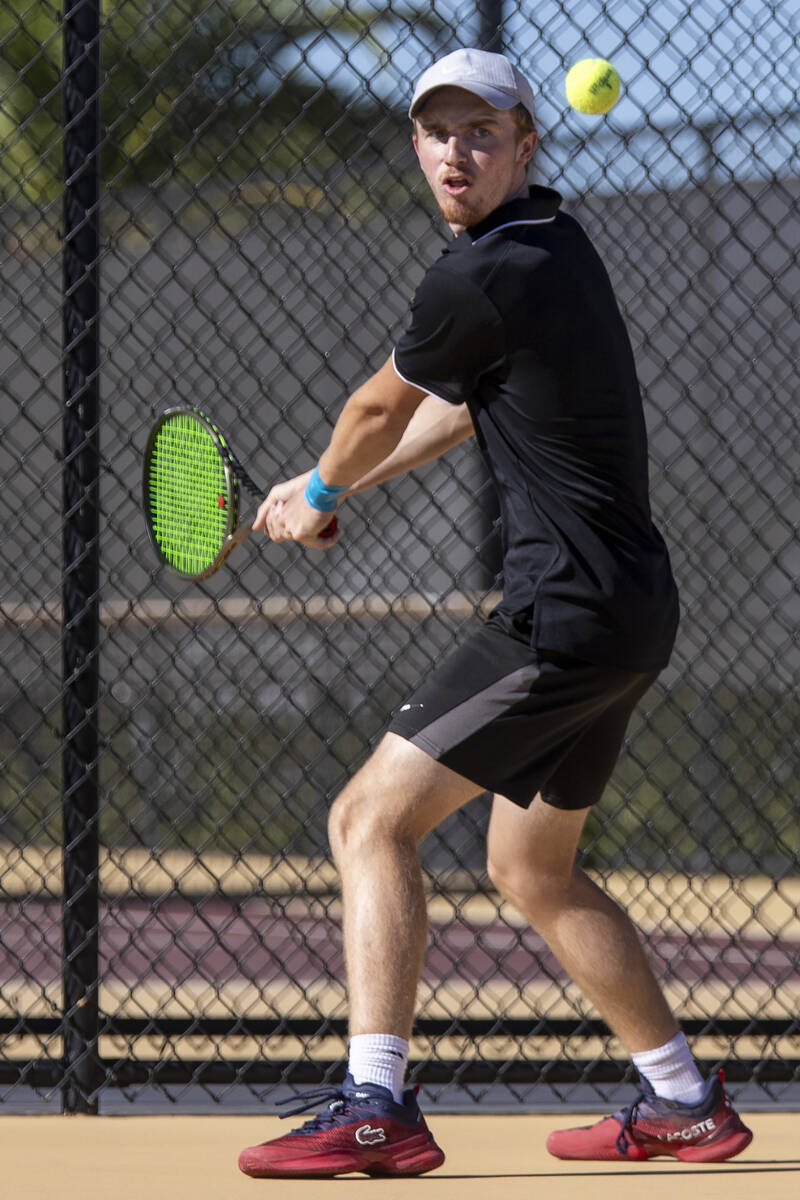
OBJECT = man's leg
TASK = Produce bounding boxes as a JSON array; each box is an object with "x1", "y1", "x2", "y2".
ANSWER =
[
  {"x1": 486, "y1": 793, "x2": 752, "y2": 1163},
  {"x1": 486, "y1": 793, "x2": 678, "y2": 1051},
  {"x1": 328, "y1": 731, "x2": 481, "y2": 1039},
  {"x1": 238, "y1": 732, "x2": 480, "y2": 1179}
]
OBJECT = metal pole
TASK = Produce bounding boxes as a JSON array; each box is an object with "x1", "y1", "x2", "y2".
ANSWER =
[
  {"x1": 477, "y1": 0, "x2": 504, "y2": 51},
  {"x1": 61, "y1": 0, "x2": 102, "y2": 1115},
  {"x1": 471, "y1": 1, "x2": 505, "y2": 586}
]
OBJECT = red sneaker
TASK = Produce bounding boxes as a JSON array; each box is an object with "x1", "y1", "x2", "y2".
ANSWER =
[
  {"x1": 238, "y1": 1074, "x2": 445, "y2": 1178},
  {"x1": 547, "y1": 1070, "x2": 753, "y2": 1162}
]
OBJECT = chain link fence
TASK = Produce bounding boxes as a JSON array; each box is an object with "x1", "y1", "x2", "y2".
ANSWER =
[{"x1": 1, "y1": 0, "x2": 799, "y2": 1112}]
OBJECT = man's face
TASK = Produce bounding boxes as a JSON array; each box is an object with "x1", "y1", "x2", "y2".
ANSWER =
[{"x1": 413, "y1": 87, "x2": 536, "y2": 234}]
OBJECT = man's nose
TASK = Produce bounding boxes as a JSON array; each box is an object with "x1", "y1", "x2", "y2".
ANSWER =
[{"x1": 443, "y1": 134, "x2": 468, "y2": 163}]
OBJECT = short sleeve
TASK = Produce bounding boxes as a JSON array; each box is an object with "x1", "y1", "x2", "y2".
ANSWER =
[{"x1": 393, "y1": 264, "x2": 505, "y2": 405}]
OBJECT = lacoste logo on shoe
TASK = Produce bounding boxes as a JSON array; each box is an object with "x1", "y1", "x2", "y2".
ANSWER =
[
  {"x1": 355, "y1": 1124, "x2": 387, "y2": 1146},
  {"x1": 664, "y1": 1116, "x2": 716, "y2": 1142}
]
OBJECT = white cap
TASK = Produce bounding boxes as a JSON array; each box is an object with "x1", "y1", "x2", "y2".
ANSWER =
[{"x1": 409, "y1": 48, "x2": 535, "y2": 122}]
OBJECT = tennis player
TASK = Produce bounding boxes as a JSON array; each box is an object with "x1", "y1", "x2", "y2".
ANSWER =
[{"x1": 238, "y1": 48, "x2": 752, "y2": 1177}]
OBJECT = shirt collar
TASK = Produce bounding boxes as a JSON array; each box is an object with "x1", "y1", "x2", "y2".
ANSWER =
[{"x1": 461, "y1": 185, "x2": 562, "y2": 244}]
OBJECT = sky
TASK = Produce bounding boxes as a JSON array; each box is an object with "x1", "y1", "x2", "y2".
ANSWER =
[{"x1": 262, "y1": 0, "x2": 800, "y2": 191}]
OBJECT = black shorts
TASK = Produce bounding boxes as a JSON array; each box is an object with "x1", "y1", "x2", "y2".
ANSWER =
[{"x1": 388, "y1": 623, "x2": 659, "y2": 810}]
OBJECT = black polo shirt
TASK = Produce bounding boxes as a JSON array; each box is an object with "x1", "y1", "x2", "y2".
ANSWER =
[{"x1": 393, "y1": 185, "x2": 678, "y2": 671}]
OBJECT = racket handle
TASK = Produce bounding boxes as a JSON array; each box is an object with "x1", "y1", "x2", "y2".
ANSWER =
[{"x1": 320, "y1": 516, "x2": 338, "y2": 540}]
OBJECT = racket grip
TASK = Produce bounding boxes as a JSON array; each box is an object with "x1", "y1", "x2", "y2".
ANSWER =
[{"x1": 320, "y1": 516, "x2": 338, "y2": 540}]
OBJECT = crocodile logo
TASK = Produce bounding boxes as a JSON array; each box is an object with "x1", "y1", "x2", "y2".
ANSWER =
[{"x1": 355, "y1": 1124, "x2": 387, "y2": 1146}]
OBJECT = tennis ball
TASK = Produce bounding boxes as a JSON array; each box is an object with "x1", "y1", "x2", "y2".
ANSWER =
[{"x1": 565, "y1": 58, "x2": 620, "y2": 115}]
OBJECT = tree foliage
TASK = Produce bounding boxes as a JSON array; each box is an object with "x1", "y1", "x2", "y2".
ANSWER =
[{"x1": 0, "y1": 0, "x2": 450, "y2": 205}]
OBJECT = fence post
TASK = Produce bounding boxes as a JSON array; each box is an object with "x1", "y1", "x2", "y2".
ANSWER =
[
  {"x1": 61, "y1": 0, "x2": 102, "y2": 1115},
  {"x1": 478, "y1": 0, "x2": 503, "y2": 51},
  {"x1": 471, "y1": 0, "x2": 505, "y2": 585}
]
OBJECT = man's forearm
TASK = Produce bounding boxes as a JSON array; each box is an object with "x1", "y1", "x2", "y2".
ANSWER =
[
  {"x1": 316, "y1": 357, "x2": 427, "y2": 488},
  {"x1": 345, "y1": 394, "x2": 474, "y2": 496}
]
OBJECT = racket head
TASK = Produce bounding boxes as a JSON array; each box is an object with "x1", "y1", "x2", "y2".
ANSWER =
[{"x1": 143, "y1": 407, "x2": 242, "y2": 579}]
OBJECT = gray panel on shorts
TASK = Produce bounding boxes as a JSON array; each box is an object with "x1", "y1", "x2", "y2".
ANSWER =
[{"x1": 409, "y1": 662, "x2": 541, "y2": 755}]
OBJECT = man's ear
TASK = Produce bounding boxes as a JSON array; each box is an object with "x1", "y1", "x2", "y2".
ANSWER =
[{"x1": 518, "y1": 130, "x2": 537, "y2": 165}]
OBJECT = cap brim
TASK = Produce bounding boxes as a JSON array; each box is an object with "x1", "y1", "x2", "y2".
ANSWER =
[{"x1": 409, "y1": 82, "x2": 519, "y2": 117}]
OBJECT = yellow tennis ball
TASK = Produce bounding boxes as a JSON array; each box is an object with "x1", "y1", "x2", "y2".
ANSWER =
[{"x1": 565, "y1": 58, "x2": 620, "y2": 115}]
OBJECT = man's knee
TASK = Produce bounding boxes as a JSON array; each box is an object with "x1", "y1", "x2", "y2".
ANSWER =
[
  {"x1": 327, "y1": 743, "x2": 421, "y2": 862},
  {"x1": 328, "y1": 775, "x2": 383, "y2": 863},
  {"x1": 328, "y1": 733, "x2": 477, "y2": 863},
  {"x1": 486, "y1": 847, "x2": 575, "y2": 922}
]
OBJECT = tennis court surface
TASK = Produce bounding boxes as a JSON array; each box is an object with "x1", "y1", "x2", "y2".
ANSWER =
[{"x1": 7, "y1": 1112, "x2": 799, "y2": 1200}]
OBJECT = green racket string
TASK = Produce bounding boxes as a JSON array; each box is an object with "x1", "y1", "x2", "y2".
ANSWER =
[{"x1": 147, "y1": 412, "x2": 232, "y2": 574}]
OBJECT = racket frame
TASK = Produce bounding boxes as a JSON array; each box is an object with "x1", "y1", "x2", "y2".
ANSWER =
[{"x1": 143, "y1": 405, "x2": 256, "y2": 580}]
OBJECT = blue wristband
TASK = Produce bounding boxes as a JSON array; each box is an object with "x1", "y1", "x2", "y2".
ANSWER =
[{"x1": 304, "y1": 465, "x2": 347, "y2": 512}]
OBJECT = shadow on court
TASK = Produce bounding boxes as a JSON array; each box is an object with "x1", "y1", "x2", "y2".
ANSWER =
[{"x1": 426, "y1": 1163, "x2": 800, "y2": 1178}]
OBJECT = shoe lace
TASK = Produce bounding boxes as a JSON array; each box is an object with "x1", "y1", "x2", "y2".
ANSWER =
[
  {"x1": 276, "y1": 1085, "x2": 352, "y2": 1132},
  {"x1": 615, "y1": 1092, "x2": 649, "y2": 1156}
]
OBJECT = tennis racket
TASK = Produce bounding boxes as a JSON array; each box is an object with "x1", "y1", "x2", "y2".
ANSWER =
[{"x1": 142, "y1": 406, "x2": 337, "y2": 580}]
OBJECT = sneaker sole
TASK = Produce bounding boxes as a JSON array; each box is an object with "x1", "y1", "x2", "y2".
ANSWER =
[
  {"x1": 671, "y1": 1126, "x2": 753, "y2": 1163},
  {"x1": 239, "y1": 1137, "x2": 445, "y2": 1178},
  {"x1": 548, "y1": 1125, "x2": 753, "y2": 1164},
  {"x1": 364, "y1": 1143, "x2": 446, "y2": 1176}
]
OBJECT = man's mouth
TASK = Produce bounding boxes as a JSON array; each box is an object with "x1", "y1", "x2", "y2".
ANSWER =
[{"x1": 442, "y1": 174, "x2": 471, "y2": 195}]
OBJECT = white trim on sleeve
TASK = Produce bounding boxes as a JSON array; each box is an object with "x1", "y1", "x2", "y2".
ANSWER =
[
  {"x1": 472, "y1": 216, "x2": 556, "y2": 244},
  {"x1": 391, "y1": 348, "x2": 448, "y2": 404}
]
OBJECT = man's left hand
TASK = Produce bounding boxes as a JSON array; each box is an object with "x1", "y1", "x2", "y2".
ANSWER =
[{"x1": 254, "y1": 471, "x2": 340, "y2": 549}]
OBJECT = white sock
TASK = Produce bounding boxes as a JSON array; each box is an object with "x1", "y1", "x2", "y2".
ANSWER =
[
  {"x1": 348, "y1": 1033, "x2": 409, "y2": 1103},
  {"x1": 631, "y1": 1032, "x2": 706, "y2": 1105}
]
